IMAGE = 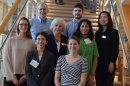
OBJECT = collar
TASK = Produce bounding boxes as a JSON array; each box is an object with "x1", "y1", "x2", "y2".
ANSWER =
[
  {"x1": 72, "y1": 18, "x2": 78, "y2": 23},
  {"x1": 38, "y1": 16, "x2": 47, "y2": 23}
]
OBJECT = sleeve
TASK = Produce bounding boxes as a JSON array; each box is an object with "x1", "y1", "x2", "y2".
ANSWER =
[
  {"x1": 110, "y1": 30, "x2": 119, "y2": 63},
  {"x1": 81, "y1": 58, "x2": 88, "y2": 74},
  {"x1": 93, "y1": 41, "x2": 99, "y2": 57},
  {"x1": 40, "y1": 53, "x2": 54, "y2": 86},
  {"x1": 62, "y1": 24, "x2": 68, "y2": 37},
  {"x1": 3, "y1": 38, "x2": 17, "y2": 81},
  {"x1": 56, "y1": 56, "x2": 63, "y2": 72},
  {"x1": 95, "y1": 31, "x2": 98, "y2": 43},
  {"x1": 25, "y1": 52, "x2": 39, "y2": 86},
  {"x1": 29, "y1": 19, "x2": 33, "y2": 26},
  {"x1": 32, "y1": 41, "x2": 35, "y2": 50}
]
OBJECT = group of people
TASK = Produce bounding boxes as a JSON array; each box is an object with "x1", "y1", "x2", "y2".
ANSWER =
[{"x1": 3, "y1": 2, "x2": 119, "y2": 86}]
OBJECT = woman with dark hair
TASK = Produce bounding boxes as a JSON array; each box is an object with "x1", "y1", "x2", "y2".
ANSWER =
[
  {"x1": 55, "y1": 36, "x2": 88, "y2": 86},
  {"x1": 73, "y1": 19, "x2": 99, "y2": 86},
  {"x1": 95, "y1": 11, "x2": 119, "y2": 86},
  {"x1": 26, "y1": 32, "x2": 54, "y2": 86},
  {"x1": 4, "y1": 17, "x2": 35, "y2": 86}
]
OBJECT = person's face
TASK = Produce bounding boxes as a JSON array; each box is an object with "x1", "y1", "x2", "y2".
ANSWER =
[
  {"x1": 99, "y1": 13, "x2": 108, "y2": 26},
  {"x1": 73, "y1": 8, "x2": 83, "y2": 19},
  {"x1": 19, "y1": 20, "x2": 28, "y2": 33},
  {"x1": 35, "y1": 35, "x2": 47, "y2": 48},
  {"x1": 80, "y1": 22, "x2": 90, "y2": 35},
  {"x1": 37, "y1": 4, "x2": 48, "y2": 19},
  {"x1": 53, "y1": 22, "x2": 63, "y2": 35},
  {"x1": 68, "y1": 39, "x2": 80, "y2": 53}
]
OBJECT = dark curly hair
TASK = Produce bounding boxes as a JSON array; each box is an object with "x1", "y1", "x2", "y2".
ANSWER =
[{"x1": 73, "y1": 19, "x2": 94, "y2": 41}]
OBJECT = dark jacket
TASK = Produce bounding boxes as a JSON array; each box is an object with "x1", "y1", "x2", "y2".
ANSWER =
[
  {"x1": 25, "y1": 49, "x2": 54, "y2": 86},
  {"x1": 46, "y1": 34, "x2": 68, "y2": 67},
  {"x1": 95, "y1": 28, "x2": 119, "y2": 63}
]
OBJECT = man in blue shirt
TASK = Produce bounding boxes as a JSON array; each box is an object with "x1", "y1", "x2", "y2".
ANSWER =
[
  {"x1": 62, "y1": 3, "x2": 83, "y2": 37},
  {"x1": 29, "y1": 2, "x2": 52, "y2": 41}
]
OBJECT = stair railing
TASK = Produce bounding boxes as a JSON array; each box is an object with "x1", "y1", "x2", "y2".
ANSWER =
[{"x1": 0, "y1": 0, "x2": 29, "y2": 83}]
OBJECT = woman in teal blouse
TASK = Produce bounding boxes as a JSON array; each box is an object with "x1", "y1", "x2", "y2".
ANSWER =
[{"x1": 73, "y1": 19, "x2": 99, "y2": 86}]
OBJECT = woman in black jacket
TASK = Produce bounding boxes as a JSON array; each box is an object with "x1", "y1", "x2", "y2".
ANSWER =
[
  {"x1": 95, "y1": 11, "x2": 119, "y2": 86},
  {"x1": 25, "y1": 32, "x2": 54, "y2": 86}
]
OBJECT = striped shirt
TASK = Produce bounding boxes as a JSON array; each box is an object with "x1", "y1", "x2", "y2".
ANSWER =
[{"x1": 56, "y1": 55, "x2": 88, "y2": 86}]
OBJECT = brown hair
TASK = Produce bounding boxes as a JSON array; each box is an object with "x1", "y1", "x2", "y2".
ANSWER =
[
  {"x1": 17, "y1": 17, "x2": 32, "y2": 39},
  {"x1": 68, "y1": 36, "x2": 80, "y2": 44}
]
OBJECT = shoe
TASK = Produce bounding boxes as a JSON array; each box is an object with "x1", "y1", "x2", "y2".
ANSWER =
[
  {"x1": 85, "y1": 7, "x2": 92, "y2": 9},
  {"x1": 58, "y1": 2, "x2": 63, "y2": 5},
  {"x1": 90, "y1": 10, "x2": 96, "y2": 13},
  {"x1": 80, "y1": 1, "x2": 84, "y2": 6},
  {"x1": 53, "y1": 0, "x2": 57, "y2": 4}
]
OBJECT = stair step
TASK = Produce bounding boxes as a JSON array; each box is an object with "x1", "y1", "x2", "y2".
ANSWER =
[
  {"x1": 48, "y1": 13, "x2": 99, "y2": 19},
  {"x1": 48, "y1": 5, "x2": 100, "y2": 9}
]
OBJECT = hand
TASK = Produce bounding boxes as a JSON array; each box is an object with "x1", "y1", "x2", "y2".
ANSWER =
[
  {"x1": 13, "y1": 79, "x2": 20, "y2": 86},
  {"x1": 87, "y1": 74, "x2": 94, "y2": 86},
  {"x1": 108, "y1": 62, "x2": 114, "y2": 73},
  {"x1": 53, "y1": 67, "x2": 56, "y2": 71},
  {"x1": 18, "y1": 77, "x2": 26, "y2": 85}
]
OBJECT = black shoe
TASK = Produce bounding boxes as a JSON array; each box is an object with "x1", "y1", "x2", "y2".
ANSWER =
[
  {"x1": 90, "y1": 10, "x2": 96, "y2": 13},
  {"x1": 58, "y1": 2, "x2": 63, "y2": 5},
  {"x1": 53, "y1": 0, "x2": 57, "y2": 4},
  {"x1": 85, "y1": 7, "x2": 92, "y2": 9}
]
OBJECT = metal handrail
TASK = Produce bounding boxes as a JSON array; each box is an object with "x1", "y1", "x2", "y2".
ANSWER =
[
  {"x1": 110, "y1": 0, "x2": 130, "y2": 74},
  {"x1": 0, "y1": 0, "x2": 28, "y2": 52}
]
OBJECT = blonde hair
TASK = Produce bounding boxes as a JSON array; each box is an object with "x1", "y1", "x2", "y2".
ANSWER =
[{"x1": 50, "y1": 18, "x2": 66, "y2": 32}]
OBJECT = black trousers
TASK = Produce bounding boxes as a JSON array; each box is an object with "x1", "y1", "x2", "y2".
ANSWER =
[
  {"x1": 4, "y1": 74, "x2": 27, "y2": 86},
  {"x1": 95, "y1": 62, "x2": 116, "y2": 86}
]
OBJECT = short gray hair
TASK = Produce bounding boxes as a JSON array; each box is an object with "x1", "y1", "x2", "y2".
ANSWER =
[
  {"x1": 37, "y1": 2, "x2": 48, "y2": 10},
  {"x1": 50, "y1": 18, "x2": 66, "y2": 32}
]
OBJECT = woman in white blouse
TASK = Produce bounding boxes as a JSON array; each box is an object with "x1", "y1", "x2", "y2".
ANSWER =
[{"x1": 4, "y1": 17, "x2": 35, "y2": 86}]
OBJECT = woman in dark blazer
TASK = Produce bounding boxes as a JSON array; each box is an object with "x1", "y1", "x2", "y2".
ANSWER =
[
  {"x1": 46, "y1": 18, "x2": 68, "y2": 86},
  {"x1": 95, "y1": 11, "x2": 119, "y2": 86},
  {"x1": 25, "y1": 32, "x2": 54, "y2": 86}
]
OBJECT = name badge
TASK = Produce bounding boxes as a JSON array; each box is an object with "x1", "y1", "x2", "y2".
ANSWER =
[
  {"x1": 102, "y1": 35, "x2": 106, "y2": 39},
  {"x1": 30, "y1": 59, "x2": 39, "y2": 68},
  {"x1": 44, "y1": 29, "x2": 50, "y2": 32},
  {"x1": 84, "y1": 38, "x2": 91, "y2": 44}
]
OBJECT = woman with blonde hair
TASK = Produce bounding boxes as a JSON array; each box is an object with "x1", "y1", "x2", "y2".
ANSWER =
[{"x1": 46, "y1": 18, "x2": 68, "y2": 86}]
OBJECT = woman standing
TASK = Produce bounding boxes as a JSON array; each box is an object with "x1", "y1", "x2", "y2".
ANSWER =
[
  {"x1": 25, "y1": 32, "x2": 54, "y2": 86},
  {"x1": 55, "y1": 36, "x2": 88, "y2": 86},
  {"x1": 46, "y1": 18, "x2": 68, "y2": 86},
  {"x1": 4, "y1": 17, "x2": 35, "y2": 86},
  {"x1": 73, "y1": 19, "x2": 99, "y2": 86},
  {"x1": 95, "y1": 11, "x2": 119, "y2": 86},
  {"x1": 47, "y1": 18, "x2": 68, "y2": 68}
]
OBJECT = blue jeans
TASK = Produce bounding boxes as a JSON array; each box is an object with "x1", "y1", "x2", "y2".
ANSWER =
[{"x1": 85, "y1": 0, "x2": 97, "y2": 12}]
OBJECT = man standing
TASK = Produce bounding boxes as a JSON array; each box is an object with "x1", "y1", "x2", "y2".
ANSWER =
[
  {"x1": 29, "y1": 2, "x2": 52, "y2": 41},
  {"x1": 62, "y1": 3, "x2": 83, "y2": 37},
  {"x1": 85, "y1": 0, "x2": 97, "y2": 13}
]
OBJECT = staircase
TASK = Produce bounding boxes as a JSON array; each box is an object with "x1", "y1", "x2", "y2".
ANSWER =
[{"x1": 45, "y1": 0, "x2": 122, "y2": 86}]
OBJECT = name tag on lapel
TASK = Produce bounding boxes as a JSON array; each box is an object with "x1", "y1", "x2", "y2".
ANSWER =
[
  {"x1": 102, "y1": 35, "x2": 106, "y2": 39},
  {"x1": 30, "y1": 59, "x2": 39, "y2": 68}
]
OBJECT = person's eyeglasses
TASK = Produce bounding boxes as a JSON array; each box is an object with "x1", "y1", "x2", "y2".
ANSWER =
[
  {"x1": 19, "y1": 24, "x2": 28, "y2": 27},
  {"x1": 37, "y1": 38, "x2": 46, "y2": 41},
  {"x1": 39, "y1": 8, "x2": 47, "y2": 11}
]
